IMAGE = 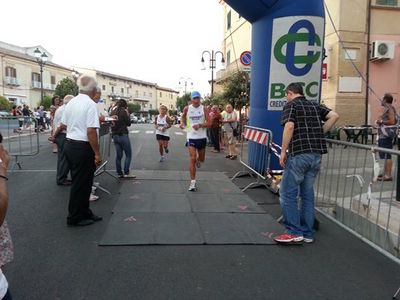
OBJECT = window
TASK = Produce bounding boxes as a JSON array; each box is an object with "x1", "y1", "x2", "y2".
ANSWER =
[
  {"x1": 170, "y1": 105, "x2": 173, "y2": 109},
  {"x1": 227, "y1": 10, "x2": 232, "y2": 30},
  {"x1": 143, "y1": 91, "x2": 146, "y2": 96},
  {"x1": 160, "y1": 92, "x2": 162, "y2": 97},
  {"x1": 376, "y1": 0, "x2": 398, "y2": 5},
  {"x1": 226, "y1": 50, "x2": 231, "y2": 65},
  {"x1": 5, "y1": 67, "x2": 16, "y2": 78},
  {"x1": 149, "y1": 93, "x2": 152, "y2": 97},
  {"x1": 111, "y1": 86, "x2": 114, "y2": 93},
  {"x1": 51, "y1": 75, "x2": 56, "y2": 85},
  {"x1": 102, "y1": 85, "x2": 106, "y2": 91},
  {"x1": 135, "y1": 90, "x2": 139, "y2": 97},
  {"x1": 150, "y1": 104, "x2": 152, "y2": 109},
  {"x1": 170, "y1": 94, "x2": 173, "y2": 99},
  {"x1": 121, "y1": 88, "x2": 124, "y2": 94},
  {"x1": 32, "y1": 72, "x2": 41, "y2": 82}
]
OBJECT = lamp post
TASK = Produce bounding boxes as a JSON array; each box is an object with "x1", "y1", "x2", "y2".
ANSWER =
[
  {"x1": 33, "y1": 48, "x2": 48, "y2": 104},
  {"x1": 178, "y1": 77, "x2": 193, "y2": 95},
  {"x1": 201, "y1": 50, "x2": 225, "y2": 97}
]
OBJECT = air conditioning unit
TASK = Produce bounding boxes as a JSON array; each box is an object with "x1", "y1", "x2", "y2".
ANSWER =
[{"x1": 370, "y1": 41, "x2": 395, "y2": 61}]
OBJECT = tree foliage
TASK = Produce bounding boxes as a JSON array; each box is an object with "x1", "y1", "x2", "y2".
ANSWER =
[
  {"x1": 202, "y1": 93, "x2": 226, "y2": 108},
  {"x1": 55, "y1": 77, "x2": 79, "y2": 99},
  {"x1": 40, "y1": 95, "x2": 53, "y2": 110},
  {"x1": 0, "y1": 96, "x2": 11, "y2": 111},
  {"x1": 221, "y1": 71, "x2": 250, "y2": 110},
  {"x1": 176, "y1": 93, "x2": 191, "y2": 112},
  {"x1": 127, "y1": 103, "x2": 141, "y2": 114},
  {"x1": 148, "y1": 109, "x2": 159, "y2": 116}
]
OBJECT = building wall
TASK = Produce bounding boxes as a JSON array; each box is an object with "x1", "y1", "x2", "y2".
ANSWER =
[
  {"x1": 1, "y1": 55, "x2": 70, "y2": 108},
  {"x1": 156, "y1": 89, "x2": 178, "y2": 111}
]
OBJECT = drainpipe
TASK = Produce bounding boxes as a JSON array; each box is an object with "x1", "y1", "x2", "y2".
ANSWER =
[{"x1": 365, "y1": 0, "x2": 372, "y2": 125}]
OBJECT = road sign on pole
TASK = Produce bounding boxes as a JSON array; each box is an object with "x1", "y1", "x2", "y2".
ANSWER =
[{"x1": 240, "y1": 51, "x2": 252, "y2": 66}]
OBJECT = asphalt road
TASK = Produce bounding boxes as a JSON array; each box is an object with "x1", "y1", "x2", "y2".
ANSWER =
[{"x1": 3, "y1": 124, "x2": 400, "y2": 300}]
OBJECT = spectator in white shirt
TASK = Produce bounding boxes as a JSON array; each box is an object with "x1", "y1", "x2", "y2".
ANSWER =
[
  {"x1": 49, "y1": 95, "x2": 74, "y2": 186},
  {"x1": 59, "y1": 75, "x2": 103, "y2": 227}
]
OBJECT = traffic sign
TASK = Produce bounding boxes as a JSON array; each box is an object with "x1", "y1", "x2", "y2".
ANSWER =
[{"x1": 240, "y1": 51, "x2": 252, "y2": 66}]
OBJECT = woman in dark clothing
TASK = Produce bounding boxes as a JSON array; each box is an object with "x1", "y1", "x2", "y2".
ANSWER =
[{"x1": 110, "y1": 100, "x2": 135, "y2": 178}]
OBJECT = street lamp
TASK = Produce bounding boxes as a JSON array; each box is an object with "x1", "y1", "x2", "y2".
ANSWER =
[
  {"x1": 178, "y1": 77, "x2": 193, "y2": 95},
  {"x1": 201, "y1": 50, "x2": 225, "y2": 97},
  {"x1": 33, "y1": 48, "x2": 48, "y2": 105},
  {"x1": 71, "y1": 69, "x2": 80, "y2": 83}
]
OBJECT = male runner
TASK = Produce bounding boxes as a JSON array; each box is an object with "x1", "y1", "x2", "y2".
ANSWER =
[{"x1": 180, "y1": 91, "x2": 210, "y2": 191}]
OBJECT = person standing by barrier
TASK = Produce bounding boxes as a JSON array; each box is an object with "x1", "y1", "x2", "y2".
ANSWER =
[
  {"x1": 155, "y1": 105, "x2": 173, "y2": 162},
  {"x1": 274, "y1": 83, "x2": 339, "y2": 244},
  {"x1": 49, "y1": 95, "x2": 74, "y2": 186},
  {"x1": 50, "y1": 96, "x2": 61, "y2": 153},
  {"x1": 376, "y1": 93, "x2": 397, "y2": 181},
  {"x1": 222, "y1": 104, "x2": 238, "y2": 160},
  {"x1": 209, "y1": 105, "x2": 222, "y2": 153},
  {"x1": 0, "y1": 141, "x2": 13, "y2": 300},
  {"x1": 61, "y1": 75, "x2": 103, "y2": 227},
  {"x1": 180, "y1": 91, "x2": 210, "y2": 191},
  {"x1": 110, "y1": 99, "x2": 135, "y2": 179},
  {"x1": 22, "y1": 105, "x2": 31, "y2": 130}
]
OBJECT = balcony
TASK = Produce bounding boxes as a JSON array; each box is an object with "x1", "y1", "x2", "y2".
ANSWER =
[
  {"x1": 32, "y1": 81, "x2": 41, "y2": 89},
  {"x1": 4, "y1": 76, "x2": 20, "y2": 86},
  {"x1": 43, "y1": 83, "x2": 56, "y2": 91}
]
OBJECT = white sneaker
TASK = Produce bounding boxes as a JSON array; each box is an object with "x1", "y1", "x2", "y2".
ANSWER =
[
  {"x1": 160, "y1": 156, "x2": 165, "y2": 162},
  {"x1": 93, "y1": 182, "x2": 100, "y2": 187},
  {"x1": 188, "y1": 180, "x2": 197, "y2": 192},
  {"x1": 303, "y1": 238, "x2": 314, "y2": 243},
  {"x1": 89, "y1": 194, "x2": 99, "y2": 202}
]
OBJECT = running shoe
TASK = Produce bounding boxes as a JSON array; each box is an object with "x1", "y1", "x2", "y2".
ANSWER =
[
  {"x1": 196, "y1": 160, "x2": 201, "y2": 168},
  {"x1": 160, "y1": 156, "x2": 165, "y2": 162},
  {"x1": 89, "y1": 194, "x2": 99, "y2": 202},
  {"x1": 303, "y1": 237, "x2": 314, "y2": 244},
  {"x1": 188, "y1": 180, "x2": 197, "y2": 192},
  {"x1": 273, "y1": 233, "x2": 303, "y2": 243},
  {"x1": 124, "y1": 174, "x2": 137, "y2": 179}
]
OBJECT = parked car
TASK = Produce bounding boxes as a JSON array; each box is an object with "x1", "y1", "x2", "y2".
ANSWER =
[
  {"x1": 0, "y1": 111, "x2": 10, "y2": 118},
  {"x1": 130, "y1": 114, "x2": 138, "y2": 124}
]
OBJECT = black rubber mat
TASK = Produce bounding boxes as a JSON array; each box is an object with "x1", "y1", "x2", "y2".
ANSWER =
[
  {"x1": 100, "y1": 171, "x2": 283, "y2": 246},
  {"x1": 99, "y1": 212, "x2": 280, "y2": 245}
]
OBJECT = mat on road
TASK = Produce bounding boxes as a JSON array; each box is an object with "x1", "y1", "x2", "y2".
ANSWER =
[{"x1": 99, "y1": 171, "x2": 283, "y2": 246}]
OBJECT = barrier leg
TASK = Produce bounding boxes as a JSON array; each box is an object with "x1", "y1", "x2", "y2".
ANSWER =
[
  {"x1": 393, "y1": 286, "x2": 400, "y2": 299},
  {"x1": 241, "y1": 176, "x2": 268, "y2": 192}
]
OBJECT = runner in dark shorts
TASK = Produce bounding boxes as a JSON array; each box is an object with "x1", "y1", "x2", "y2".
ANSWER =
[{"x1": 155, "y1": 105, "x2": 173, "y2": 162}]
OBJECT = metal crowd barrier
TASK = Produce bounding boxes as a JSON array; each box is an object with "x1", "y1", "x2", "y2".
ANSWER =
[
  {"x1": 0, "y1": 116, "x2": 39, "y2": 170},
  {"x1": 94, "y1": 122, "x2": 117, "y2": 194},
  {"x1": 316, "y1": 139, "x2": 400, "y2": 260},
  {"x1": 232, "y1": 125, "x2": 274, "y2": 191}
]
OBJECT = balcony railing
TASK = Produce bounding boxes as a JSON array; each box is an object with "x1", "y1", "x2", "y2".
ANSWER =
[
  {"x1": 4, "y1": 76, "x2": 20, "y2": 86},
  {"x1": 32, "y1": 81, "x2": 41, "y2": 89}
]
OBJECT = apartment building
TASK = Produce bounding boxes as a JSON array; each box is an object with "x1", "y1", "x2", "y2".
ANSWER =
[
  {"x1": 156, "y1": 86, "x2": 179, "y2": 111},
  {"x1": 74, "y1": 67, "x2": 157, "y2": 112},
  {"x1": 219, "y1": 0, "x2": 400, "y2": 125},
  {"x1": 0, "y1": 41, "x2": 71, "y2": 107}
]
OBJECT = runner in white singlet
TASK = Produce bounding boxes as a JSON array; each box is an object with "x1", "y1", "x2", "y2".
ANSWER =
[
  {"x1": 179, "y1": 91, "x2": 210, "y2": 191},
  {"x1": 154, "y1": 105, "x2": 172, "y2": 162}
]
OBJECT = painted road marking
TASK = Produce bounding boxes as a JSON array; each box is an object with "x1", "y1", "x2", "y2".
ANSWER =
[
  {"x1": 130, "y1": 130, "x2": 140, "y2": 134},
  {"x1": 146, "y1": 130, "x2": 154, "y2": 134},
  {"x1": 175, "y1": 132, "x2": 184, "y2": 135}
]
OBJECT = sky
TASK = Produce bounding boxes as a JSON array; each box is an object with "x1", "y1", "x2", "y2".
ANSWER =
[{"x1": 0, "y1": 0, "x2": 225, "y2": 96}]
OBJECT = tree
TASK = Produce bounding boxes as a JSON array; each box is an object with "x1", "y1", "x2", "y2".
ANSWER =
[
  {"x1": 40, "y1": 95, "x2": 53, "y2": 110},
  {"x1": 0, "y1": 96, "x2": 11, "y2": 111},
  {"x1": 54, "y1": 77, "x2": 79, "y2": 99},
  {"x1": 202, "y1": 93, "x2": 226, "y2": 108},
  {"x1": 127, "y1": 103, "x2": 141, "y2": 114},
  {"x1": 222, "y1": 71, "x2": 250, "y2": 111},
  {"x1": 148, "y1": 109, "x2": 159, "y2": 116},
  {"x1": 176, "y1": 93, "x2": 191, "y2": 112}
]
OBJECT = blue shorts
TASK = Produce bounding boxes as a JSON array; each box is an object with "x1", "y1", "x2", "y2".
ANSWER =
[
  {"x1": 378, "y1": 137, "x2": 393, "y2": 159},
  {"x1": 186, "y1": 138, "x2": 207, "y2": 150}
]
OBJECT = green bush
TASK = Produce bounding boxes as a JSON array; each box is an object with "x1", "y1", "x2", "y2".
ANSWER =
[
  {"x1": 0, "y1": 96, "x2": 11, "y2": 111},
  {"x1": 127, "y1": 103, "x2": 141, "y2": 114},
  {"x1": 40, "y1": 95, "x2": 53, "y2": 110}
]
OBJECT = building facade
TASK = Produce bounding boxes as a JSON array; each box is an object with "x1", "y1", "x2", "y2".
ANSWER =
[
  {"x1": 156, "y1": 86, "x2": 179, "y2": 111},
  {"x1": 73, "y1": 67, "x2": 158, "y2": 112},
  {"x1": 219, "y1": 0, "x2": 400, "y2": 126},
  {"x1": 0, "y1": 41, "x2": 71, "y2": 108}
]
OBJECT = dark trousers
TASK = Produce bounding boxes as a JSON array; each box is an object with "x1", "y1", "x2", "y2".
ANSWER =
[
  {"x1": 210, "y1": 127, "x2": 220, "y2": 151},
  {"x1": 55, "y1": 133, "x2": 70, "y2": 184},
  {"x1": 64, "y1": 141, "x2": 95, "y2": 224}
]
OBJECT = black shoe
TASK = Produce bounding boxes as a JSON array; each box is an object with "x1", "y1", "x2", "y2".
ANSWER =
[
  {"x1": 67, "y1": 219, "x2": 94, "y2": 227},
  {"x1": 90, "y1": 215, "x2": 103, "y2": 222},
  {"x1": 57, "y1": 180, "x2": 72, "y2": 186}
]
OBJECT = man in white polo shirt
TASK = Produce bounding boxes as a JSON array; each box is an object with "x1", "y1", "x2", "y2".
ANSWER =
[{"x1": 61, "y1": 75, "x2": 103, "y2": 227}]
